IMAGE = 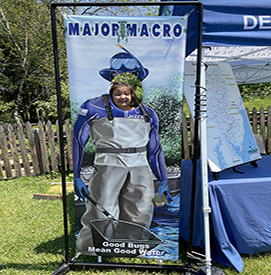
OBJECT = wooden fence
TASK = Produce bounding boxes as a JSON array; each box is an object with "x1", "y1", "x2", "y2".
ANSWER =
[
  {"x1": 0, "y1": 120, "x2": 73, "y2": 179},
  {"x1": 0, "y1": 106, "x2": 270, "y2": 179}
]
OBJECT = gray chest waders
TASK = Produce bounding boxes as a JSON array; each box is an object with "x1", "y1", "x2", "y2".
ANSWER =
[{"x1": 76, "y1": 95, "x2": 155, "y2": 255}]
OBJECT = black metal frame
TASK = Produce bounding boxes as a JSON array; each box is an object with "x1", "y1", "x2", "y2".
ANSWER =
[{"x1": 51, "y1": 2, "x2": 203, "y2": 274}]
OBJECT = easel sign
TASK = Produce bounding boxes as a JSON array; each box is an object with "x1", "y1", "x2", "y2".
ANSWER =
[{"x1": 184, "y1": 61, "x2": 261, "y2": 173}]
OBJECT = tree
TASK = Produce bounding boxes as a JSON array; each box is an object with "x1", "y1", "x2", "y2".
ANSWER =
[
  {"x1": 239, "y1": 83, "x2": 271, "y2": 101},
  {"x1": 0, "y1": 0, "x2": 68, "y2": 123},
  {"x1": 34, "y1": 81, "x2": 71, "y2": 122},
  {"x1": 40, "y1": 0, "x2": 158, "y2": 17},
  {"x1": 0, "y1": 0, "x2": 158, "y2": 124}
]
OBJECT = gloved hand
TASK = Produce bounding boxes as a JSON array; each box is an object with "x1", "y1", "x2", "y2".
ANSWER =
[
  {"x1": 74, "y1": 178, "x2": 89, "y2": 200},
  {"x1": 158, "y1": 180, "x2": 173, "y2": 203}
]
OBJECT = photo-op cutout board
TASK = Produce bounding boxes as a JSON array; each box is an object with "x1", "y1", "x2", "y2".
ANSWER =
[{"x1": 64, "y1": 15, "x2": 187, "y2": 261}]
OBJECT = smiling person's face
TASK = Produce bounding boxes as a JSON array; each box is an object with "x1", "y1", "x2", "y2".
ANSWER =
[{"x1": 112, "y1": 87, "x2": 132, "y2": 111}]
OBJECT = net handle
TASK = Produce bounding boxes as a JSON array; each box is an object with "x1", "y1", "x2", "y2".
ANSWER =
[{"x1": 82, "y1": 188, "x2": 115, "y2": 220}]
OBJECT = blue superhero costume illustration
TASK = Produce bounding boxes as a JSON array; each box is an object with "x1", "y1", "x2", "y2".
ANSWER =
[
  {"x1": 73, "y1": 96, "x2": 171, "y2": 200},
  {"x1": 73, "y1": 45, "x2": 172, "y2": 254}
]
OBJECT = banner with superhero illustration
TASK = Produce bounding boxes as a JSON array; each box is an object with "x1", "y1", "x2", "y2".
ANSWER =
[{"x1": 64, "y1": 15, "x2": 187, "y2": 261}]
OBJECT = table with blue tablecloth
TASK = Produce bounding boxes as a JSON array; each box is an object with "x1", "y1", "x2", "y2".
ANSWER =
[{"x1": 180, "y1": 155, "x2": 271, "y2": 272}]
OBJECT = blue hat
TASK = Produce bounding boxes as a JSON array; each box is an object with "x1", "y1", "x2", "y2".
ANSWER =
[{"x1": 99, "y1": 47, "x2": 149, "y2": 82}]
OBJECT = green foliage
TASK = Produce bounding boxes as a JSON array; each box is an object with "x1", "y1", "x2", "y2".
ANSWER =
[
  {"x1": 35, "y1": 82, "x2": 71, "y2": 123},
  {"x1": 0, "y1": 0, "x2": 159, "y2": 124},
  {"x1": 0, "y1": 100, "x2": 16, "y2": 123},
  {"x1": 143, "y1": 74, "x2": 183, "y2": 165},
  {"x1": 70, "y1": 101, "x2": 81, "y2": 124},
  {"x1": 112, "y1": 73, "x2": 143, "y2": 102},
  {"x1": 0, "y1": 0, "x2": 67, "y2": 123},
  {"x1": 239, "y1": 83, "x2": 271, "y2": 101},
  {"x1": 50, "y1": 0, "x2": 159, "y2": 17}
]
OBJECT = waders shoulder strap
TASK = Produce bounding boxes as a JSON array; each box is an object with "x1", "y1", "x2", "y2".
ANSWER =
[
  {"x1": 102, "y1": 95, "x2": 150, "y2": 123},
  {"x1": 139, "y1": 103, "x2": 150, "y2": 123},
  {"x1": 101, "y1": 94, "x2": 114, "y2": 121}
]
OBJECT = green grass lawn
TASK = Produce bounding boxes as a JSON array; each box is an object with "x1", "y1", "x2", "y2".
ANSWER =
[
  {"x1": 0, "y1": 174, "x2": 271, "y2": 274},
  {"x1": 0, "y1": 97, "x2": 270, "y2": 274},
  {"x1": 243, "y1": 97, "x2": 271, "y2": 111}
]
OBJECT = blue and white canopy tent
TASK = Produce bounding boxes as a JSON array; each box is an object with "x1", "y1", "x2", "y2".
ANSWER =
[
  {"x1": 160, "y1": 0, "x2": 271, "y2": 273},
  {"x1": 178, "y1": 0, "x2": 271, "y2": 86},
  {"x1": 187, "y1": 46, "x2": 271, "y2": 85},
  {"x1": 161, "y1": 0, "x2": 271, "y2": 84},
  {"x1": 160, "y1": 0, "x2": 271, "y2": 56}
]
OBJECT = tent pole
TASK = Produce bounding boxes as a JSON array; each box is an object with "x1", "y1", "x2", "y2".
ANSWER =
[{"x1": 199, "y1": 48, "x2": 212, "y2": 275}]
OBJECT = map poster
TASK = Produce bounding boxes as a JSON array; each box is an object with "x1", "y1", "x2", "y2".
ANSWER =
[{"x1": 184, "y1": 61, "x2": 261, "y2": 172}]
